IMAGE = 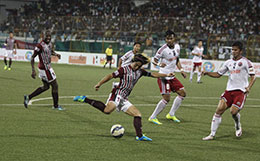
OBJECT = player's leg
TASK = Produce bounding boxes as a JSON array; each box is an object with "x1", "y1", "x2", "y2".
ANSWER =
[
  {"x1": 24, "y1": 80, "x2": 50, "y2": 108},
  {"x1": 109, "y1": 60, "x2": 112, "y2": 69},
  {"x1": 4, "y1": 57, "x2": 8, "y2": 70},
  {"x1": 203, "y1": 99, "x2": 228, "y2": 140},
  {"x1": 125, "y1": 105, "x2": 152, "y2": 141},
  {"x1": 49, "y1": 79, "x2": 63, "y2": 110},
  {"x1": 197, "y1": 65, "x2": 202, "y2": 83},
  {"x1": 167, "y1": 78, "x2": 185, "y2": 122},
  {"x1": 190, "y1": 64, "x2": 195, "y2": 82},
  {"x1": 8, "y1": 58, "x2": 12, "y2": 70},
  {"x1": 149, "y1": 78, "x2": 170, "y2": 125},
  {"x1": 230, "y1": 91, "x2": 245, "y2": 137},
  {"x1": 73, "y1": 95, "x2": 116, "y2": 114}
]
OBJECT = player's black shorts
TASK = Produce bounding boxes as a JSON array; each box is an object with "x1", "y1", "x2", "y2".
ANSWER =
[{"x1": 106, "y1": 56, "x2": 112, "y2": 61}]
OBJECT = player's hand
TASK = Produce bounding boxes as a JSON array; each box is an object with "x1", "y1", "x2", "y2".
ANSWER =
[
  {"x1": 160, "y1": 63, "x2": 167, "y2": 68},
  {"x1": 245, "y1": 87, "x2": 250, "y2": 94},
  {"x1": 167, "y1": 73, "x2": 175, "y2": 77},
  {"x1": 202, "y1": 71, "x2": 207, "y2": 76},
  {"x1": 31, "y1": 70, "x2": 36, "y2": 79},
  {"x1": 94, "y1": 84, "x2": 101, "y2": 91},
  {"x1": 56, "y1": 54, "x2": 61, "y2": 59},
  {"x1": 181, "y1": 71, "x2": 186, "y2": 78},
  {"x1": 13, "y1": 50, "x2": 17, "y2": 55}
]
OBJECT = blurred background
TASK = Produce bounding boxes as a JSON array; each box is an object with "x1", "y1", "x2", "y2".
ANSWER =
[{"x1": 0, "y1": 0, "x2": 259, "y2": 61}]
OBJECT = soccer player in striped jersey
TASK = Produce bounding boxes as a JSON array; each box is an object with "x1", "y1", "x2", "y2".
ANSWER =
[
  {"x1": 148, "y1": 30, "x2": 187, "y2": 125},
  {"x1": 73, "y1": 54, "x2": 175, "y2": 141},
  {"x1": 23, "y1": 31, "x2": 64, "y2": 110},
  {"x1": 3, "y1": 32, "x2": 17, "y2": 70},
  {"x1": 202, "y1": 41, "x2": 256, "y2": 140}
]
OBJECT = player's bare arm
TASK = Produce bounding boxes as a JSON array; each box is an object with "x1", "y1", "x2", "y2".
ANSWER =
[
  {"x1": 176, "y1": 57, "x2": 186, "y2": 78},
  {"x1": 152, "y1": 58, "x2": 166, "y2": 67},
  {"x1": 203, "y1": 71, "x2": 222, "y2": 78},
  {"x1": 95, "y1": 74, "x2": 114, "y2": 91},
  {"x1": 51, "y1": 49, "x2": 61, "y2": 59},
  {"x1": 118, "y1": 59, "x2": 122, "y2": 69},
  {"x1": 30, "y1": 52, "x2": 38, "y2": 79},
  {"x1": 245, "y1": 74, "x2": 256, "y2": 94},
  {"x1": 151, "y1": 72, "x2": 175, "y2": 78},
  {"x1": 14, "y1": 42, "x2": 17, "y2": 54}
]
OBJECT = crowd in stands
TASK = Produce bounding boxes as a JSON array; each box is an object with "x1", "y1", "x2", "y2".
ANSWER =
[{"x1": 0, "y1": 0, "x2": 259, "y2": 44}]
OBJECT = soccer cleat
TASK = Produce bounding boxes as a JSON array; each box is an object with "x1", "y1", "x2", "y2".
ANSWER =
[
  {"x1": 73, "y1": 95, "x2": 86, "y2": 102},
  {"x1": 166, "y1": 113, "x2": 181, "y2": 123},
  {"x1": 202, "y1": 134, "x2": 215, "y2": 141},
  {"x1": 148, "y1": 118, "x2": 162, "y2": 125},
  {"x1": 52, "y1": 106, "x2": 65, "y2": 111},
  {"x1": 4, "y1": 65, "x2": 8, "y2": 70},
  {"x1": 24, "y1": 95, "x2": 29, "y2": 108},
  {"x1": 235, "y1": 124, "x2": 242, "y2": 137},
  {"x1": 136, "y1": 135, "x2": 152, "y2": 141},
  {"x1": 8, "y1": 67, "x2": 11, "y2": 71}
]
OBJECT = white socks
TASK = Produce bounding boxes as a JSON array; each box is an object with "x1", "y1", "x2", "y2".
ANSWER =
[
  {"x1": 210, "y1": 113, "x2": 222, "y2": 136},
  {"x1": 190, "y1": 71, "x2": 194, "y2": 80},
  {"x1": 197, "y1": 72, "x2": 201, "y2": 82},
  {"x1": 150, "y1": 99, "x2": 168, "y2": 119},
  {"x1": 169, "y1": 96, "x2": 184, "y2": 116},
  {"x1": 232, "y1": 113, "x2": 241, "y2": 129}
]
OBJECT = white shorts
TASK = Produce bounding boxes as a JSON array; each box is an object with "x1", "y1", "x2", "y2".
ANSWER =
[
  {"x1": 106, "y1": 93, "x2": 133, "y2": 112},
  {"x1": 4, "y1": 50, "x2": 14, "y2": 58},
  {"x1": 38, "y1": 68, "x2": 56, "y2": 83}
]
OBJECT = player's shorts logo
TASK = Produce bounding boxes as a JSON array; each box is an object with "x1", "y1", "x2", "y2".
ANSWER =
[
  {"x1": 203, "y1": 62, "x2": 215, "y2": 72},
  {"x1": 25, "y1": 51, "x2": 33, "y2": 61}
]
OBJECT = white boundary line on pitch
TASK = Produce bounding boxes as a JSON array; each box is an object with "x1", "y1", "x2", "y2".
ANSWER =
[{"x1": 0, "y1": 95, "x2": 259, "y2": 107}]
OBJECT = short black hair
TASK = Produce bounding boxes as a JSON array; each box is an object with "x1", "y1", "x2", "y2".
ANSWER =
[
  {"x1": 134, "y1": 42, "x2": 141, "y2": 46},
  {"x1": 232, "y1": 41, "x2": 243, "y2": 51},
  {"x1": 132, "y1": 54, "x2": 150, "y2": 65},
  {"x1": 9, "y1": 31, "x2": 13, "y2": 34},
  {"x1": 165, "y1": 30, "x2": 176, "y2": 37}
]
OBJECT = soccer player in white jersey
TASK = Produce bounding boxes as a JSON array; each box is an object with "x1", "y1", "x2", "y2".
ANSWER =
[
  {"x1": 118, "y1": 42, "x2": 141, "y2": 69},
  {"x1": 190, "y1": 40, "x2": 204, "y2": 83},
  {"x1": 73, "y1": 54, "x2": 175, "y2": 141},
  {"x1": 148, "y1": 30, "x2": 187, "y2": 125},
  {"x1": 202, "y1": 41, "x2": 256, "y2": 140}
]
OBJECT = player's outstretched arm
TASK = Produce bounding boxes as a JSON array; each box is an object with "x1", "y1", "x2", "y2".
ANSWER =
[
  {"x1": 150, "y1": 72, "x2": 175, "y2": 78},
  {"x1": 203, "y1": 71, "x2": 222, "y2": 78},
  {"x1": 94, "y1": 74, "x2": 113, "y2": 91}
]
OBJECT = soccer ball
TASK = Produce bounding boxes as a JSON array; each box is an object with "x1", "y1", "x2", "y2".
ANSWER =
[{"x1": 110, "y1": 124, "x2": 125, "y2": 138}]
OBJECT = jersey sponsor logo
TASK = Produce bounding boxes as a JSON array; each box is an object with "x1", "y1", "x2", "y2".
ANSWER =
[
  {"x1": 230, "y1": 69, "x2": 241, "y2": 74},
  {"x1": 203, "y1": 62, "x2": 215, "y2": 72}
]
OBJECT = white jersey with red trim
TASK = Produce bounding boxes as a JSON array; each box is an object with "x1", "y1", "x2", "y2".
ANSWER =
[
  {"x1": 217, "y1": 57, "x2": 255, "y2": 92},
  {"x1": 154, "y1": 43, "x2": 180, "y2": 80},
  {"x1": 192, "y1": 46, "x2": 204, "y2": 63},
  {"x1": 120, "y1": 50, "x2": 135, "y2": 67}
]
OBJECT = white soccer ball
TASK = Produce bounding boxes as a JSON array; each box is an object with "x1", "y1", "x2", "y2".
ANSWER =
[{"x1": 110, "y1": 124, "x2": 125, "y2": 138}]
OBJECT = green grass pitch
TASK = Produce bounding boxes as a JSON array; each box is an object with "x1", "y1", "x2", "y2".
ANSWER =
[{"x1": 0, "y1": 61, "x2": 259, "y2": 161}]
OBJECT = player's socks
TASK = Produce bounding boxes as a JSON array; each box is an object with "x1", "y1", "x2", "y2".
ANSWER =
[
  {"x1": 190, "y1": 71, "x2": 194, "y2": 82},
  {"x1": 197, "y1": 72, "x2": 202, "y2": 83},
  {"x1": 133, "y1": 116, "x2": 142, "y2": 138},
  {"x1": 9, "y1": 59, "x2": 12, "y2": 68},
  {"x1": 84, "y1": 97, "x2": 106, "y2": 113},
  {"x1": 150, "y1": 99, "x2": 167, "y2": 119},
  {"x1": 4, "y1": 58, "x2": 7, "y2": 66},
  {"x1": 232, "y1": 113, "x2": 242, "y2": 137},
  {"x1": 29, "y1": 87, "x2": 48, "y2": 99},
  {"x1": 52, "y1": 92, "x2": 59, "y2": 108},
  {"x1": 210, "y1": 113, "x2": 222, "y2": 136},
  {"x1": 232, "y1": 113, "x2": 240, "y2": 129},
  {"x1": 168, "y1": 96, "x2": 184, "y2": 117}
]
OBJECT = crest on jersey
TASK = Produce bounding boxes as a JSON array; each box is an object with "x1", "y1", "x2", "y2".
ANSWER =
[{"x1": 238, "y1": 62, "x2": 243, "y2": 66}]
